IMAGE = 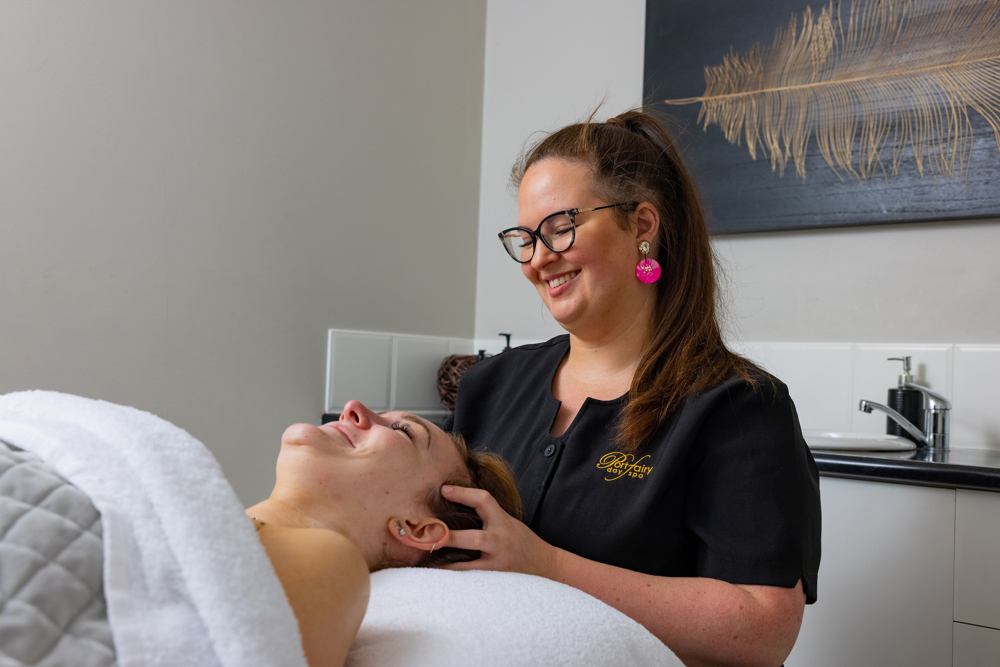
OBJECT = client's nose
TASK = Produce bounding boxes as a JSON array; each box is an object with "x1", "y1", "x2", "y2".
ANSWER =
[{"x1": 340, "y1": 400, "x2": 373, "y2": 429}]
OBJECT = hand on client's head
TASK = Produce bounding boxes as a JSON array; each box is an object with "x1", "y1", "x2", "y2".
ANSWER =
[
  {"x1": 435, "y1": 482, "x2": 555, "y2": 577},
  {"x1": 411, "y1": 432, "x2": 522, "y2": 569}
]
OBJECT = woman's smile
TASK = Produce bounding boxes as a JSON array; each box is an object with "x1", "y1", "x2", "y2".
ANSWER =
[{"x1": 545, "y1": 270, "x2": 579, "y2": 295}]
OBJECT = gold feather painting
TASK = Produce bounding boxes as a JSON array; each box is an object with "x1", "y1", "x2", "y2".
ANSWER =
[
  {"x1": 645, "y1": 0, "x2": 1000, "y2": 232},
  {"x1": 664, "y1": 0, "x2": 1000, "y2": 181}
]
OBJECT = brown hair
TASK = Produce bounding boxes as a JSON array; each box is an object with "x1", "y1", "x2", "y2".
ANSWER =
[
  {"x1": 417, "y1": 432, "x2": 522, "y2": 568},
  {"x1": 512, "y1": 108, "x2": 762, "y2": 452}
]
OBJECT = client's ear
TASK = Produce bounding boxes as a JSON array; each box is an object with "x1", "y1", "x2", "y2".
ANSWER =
[{"x1": 387, "y1": 516, "x2": 451, "y2": 552}]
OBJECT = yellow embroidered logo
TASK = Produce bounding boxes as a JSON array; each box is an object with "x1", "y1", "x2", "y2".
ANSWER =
[{"x1": 596, "y1": 452, "x2": 654, "y2": 481}]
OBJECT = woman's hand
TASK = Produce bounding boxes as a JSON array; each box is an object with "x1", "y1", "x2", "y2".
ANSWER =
[{"x1": 440, "y1": 485, "x2": 559, "y2": 578}]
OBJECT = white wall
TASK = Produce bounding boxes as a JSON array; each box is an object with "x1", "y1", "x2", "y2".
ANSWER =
[
  {"x1": 7, "y1": 0, "x2": 997, "y2": 508},
  {"x1": 476, "y1": 0, "x2": 1000, "y2": 351},
  {"x1": 0, "y1": 1, "x2": 486, "y2": 504},
  {"x1": 715, "y1": 220, "x2": 1000, "y2": 344},
  {"x1": 475, "y1": 0, "x2": 647, "y2": 347}
]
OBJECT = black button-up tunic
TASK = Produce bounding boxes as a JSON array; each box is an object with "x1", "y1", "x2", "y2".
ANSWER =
[{"x1": 446, "y1": 335, "x2": 821, "y2": 603}]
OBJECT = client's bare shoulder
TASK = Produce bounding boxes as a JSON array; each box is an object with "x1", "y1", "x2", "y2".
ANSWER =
[{"x1": 255, "y1": 521, "x2": 370, "y2": 667}]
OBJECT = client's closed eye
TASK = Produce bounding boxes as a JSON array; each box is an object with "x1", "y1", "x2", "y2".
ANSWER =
[{"x1": 390, "y1": 421, "x2": 417, "y2": 442}]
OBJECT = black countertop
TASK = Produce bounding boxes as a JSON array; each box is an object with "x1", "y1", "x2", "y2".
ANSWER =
[{"x1": 812, "y1": 447, "x2": 1000, "y2": 492}]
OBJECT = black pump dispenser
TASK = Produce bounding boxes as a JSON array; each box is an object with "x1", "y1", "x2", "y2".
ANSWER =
[{"x1": 887, "y1": 356, "x2": 924, "y2": 445}]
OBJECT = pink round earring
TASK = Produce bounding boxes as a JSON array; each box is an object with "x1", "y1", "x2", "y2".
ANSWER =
[{"x1": 635, "y1": 241, "x2": 661, "y2": 283}]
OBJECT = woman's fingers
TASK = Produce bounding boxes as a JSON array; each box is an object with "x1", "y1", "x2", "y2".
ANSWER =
[
  {"x1": 441, "y1": 484, "x2": 506, "y2": 524},
  {"x1": 444, "y1": 527, "x2": 487, "y2": 552},
  {"x1": 437, "y1": 484, "x2": 556, "y2": 576},
  {"x1": 441, "y1": 528, "x2": 495, "y2": 571},
  {"x1": 441, "y1": 485, "x2": 494, "y2": 510}
]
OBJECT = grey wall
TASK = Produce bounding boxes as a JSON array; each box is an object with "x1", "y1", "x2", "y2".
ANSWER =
[
  {"x1": 0, "y1": 1, "x2": 486, "y2": 504},
  {"x1": 474, "y1": 0, "x2": 1000, "y2": 348}
]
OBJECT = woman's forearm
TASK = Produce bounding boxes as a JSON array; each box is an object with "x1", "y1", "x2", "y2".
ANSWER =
[
  {"x1": 441, "y1": 485, "x2": 805, "y2": 665},
  {"x1": 547, "y1": 548, "x2": 805, "y2": 667}
]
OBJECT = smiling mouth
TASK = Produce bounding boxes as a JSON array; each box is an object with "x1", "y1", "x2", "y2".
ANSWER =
[
  {"x1": 326, "y1": 422, "x2": 355, "y2": 447},
  {"x1": 547, "y1": 271, "x2": 579, "y2": 288}
]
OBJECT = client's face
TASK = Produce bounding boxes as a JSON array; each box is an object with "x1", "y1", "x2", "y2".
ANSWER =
[{"x1": 275, "y1": 400, "x2": 463, "y2": 530}]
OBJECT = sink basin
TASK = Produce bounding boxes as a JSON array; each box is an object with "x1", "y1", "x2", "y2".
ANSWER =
[{"x1": 803, "y1": 430, "x2": 917, "y2": 452}]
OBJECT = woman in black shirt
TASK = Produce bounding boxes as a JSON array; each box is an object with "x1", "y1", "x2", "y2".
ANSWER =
[{"x1": 442, "y1": 110, "x2": 821, "y2": 667}]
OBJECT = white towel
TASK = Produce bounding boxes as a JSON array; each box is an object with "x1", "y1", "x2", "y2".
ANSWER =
[
  {"x1": 0, "y1": 390, "x2": 307, "y2": 667},
  {"x1": 347, "y1": 568, "x2": 683, "y2": 667}
]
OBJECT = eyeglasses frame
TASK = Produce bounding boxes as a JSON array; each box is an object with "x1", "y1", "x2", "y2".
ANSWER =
[{"x1": 497, "y1": 202, "x2": 636, "y2": 264}]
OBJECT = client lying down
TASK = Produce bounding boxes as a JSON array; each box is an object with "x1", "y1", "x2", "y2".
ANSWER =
[
  {"x1": 0, "y1": 390, "x2": 681, "y2": 667},
  {"x1": 245, "y1": 399, "x2": 521, "y2": 667},
  {"x1": 0, "y1": 390, "x2": 517, "y2": 667}
]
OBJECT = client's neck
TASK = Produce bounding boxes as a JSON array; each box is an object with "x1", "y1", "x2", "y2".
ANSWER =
[{"x1": 245, "y1": 495, "x2": 381, "y2": 570}]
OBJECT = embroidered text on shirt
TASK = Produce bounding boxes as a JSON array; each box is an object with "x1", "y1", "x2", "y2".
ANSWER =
[{"x1": 597, "y1": 452, "x2": 654, "y2": 481}]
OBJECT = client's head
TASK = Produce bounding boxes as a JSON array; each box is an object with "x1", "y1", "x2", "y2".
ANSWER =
[{"x1": 272, "y1": 400, "x2": 521, "y2": 571}]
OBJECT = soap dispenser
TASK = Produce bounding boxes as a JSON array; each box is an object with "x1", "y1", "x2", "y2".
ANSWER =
[{"x1": 886, "y1": 356, "x2": 924, "y2": 445}]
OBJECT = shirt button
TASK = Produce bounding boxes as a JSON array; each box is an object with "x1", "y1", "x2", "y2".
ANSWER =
[{"x1": 543, "y1": 444, "x2": 556, "y2": 457}]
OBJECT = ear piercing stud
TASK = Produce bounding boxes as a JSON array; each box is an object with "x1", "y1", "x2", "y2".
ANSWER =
[{"x1": 394, "y1": 519, "x2": 406, "y2": 536}]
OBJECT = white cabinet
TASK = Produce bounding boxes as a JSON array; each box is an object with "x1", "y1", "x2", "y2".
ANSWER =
[
  {"x1": 787, "y1": 477, "x2": 956, "y2": 667},
  {"x1": 954, "y1": 489, "x2": 1000, "y2": 630},
  {"x1": 786, "y1": 480, "x2": 1000, "y2": 666},
  {"x1": 953, "y1": 623, "x2": 1000, "y2": 667}
]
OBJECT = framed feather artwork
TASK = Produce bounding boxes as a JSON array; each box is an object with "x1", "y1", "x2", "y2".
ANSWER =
[{"x1": 644, "y1": 0, "x2": 1000, "y2": 233}]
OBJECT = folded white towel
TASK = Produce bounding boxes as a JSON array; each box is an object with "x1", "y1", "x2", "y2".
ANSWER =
[
  {"x1": 0, "y1": 390, "x2": 307, "y2": 667},
  {"x1": 347, "y1": 568, "x2": 682, "y2": 667}
]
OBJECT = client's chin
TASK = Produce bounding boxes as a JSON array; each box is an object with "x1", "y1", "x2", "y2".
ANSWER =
[{"x1": 279, "y1": 423, "x2": 336, "y2": 448}]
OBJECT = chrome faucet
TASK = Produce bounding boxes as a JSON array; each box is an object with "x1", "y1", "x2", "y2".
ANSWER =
[{"x1": 858, "y1": 356, "x2": 952, "y2": 449}]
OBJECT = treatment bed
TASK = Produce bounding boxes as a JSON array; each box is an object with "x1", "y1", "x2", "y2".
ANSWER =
[{"x1": 0, "y1": 391, "x2": 680, "y2": 667}]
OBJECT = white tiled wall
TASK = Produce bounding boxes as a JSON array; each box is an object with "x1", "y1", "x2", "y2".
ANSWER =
[
  {"x1": 767, "y1": 343, "x2": 855, "y2": 433},
  {"x1": 327, "y1": 329, "x2": 1000, "y2": 450},
  {"x1": 325, "y1": 329, "x2": 473, "y2": 416},
  {"x1": 952, "y1": 346, "x2": 1000, "y2": 451},
  {"x1": 742, "y1": 341, "x2": 1000, "y2": 451},
  {"x1": 326, "y1": 331, "x2": 393, "y2": 412}
]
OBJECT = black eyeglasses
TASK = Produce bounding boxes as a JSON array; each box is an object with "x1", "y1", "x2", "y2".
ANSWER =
[{"x1": 498, "y1": 202, "x2": 635, "y2": 264}]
